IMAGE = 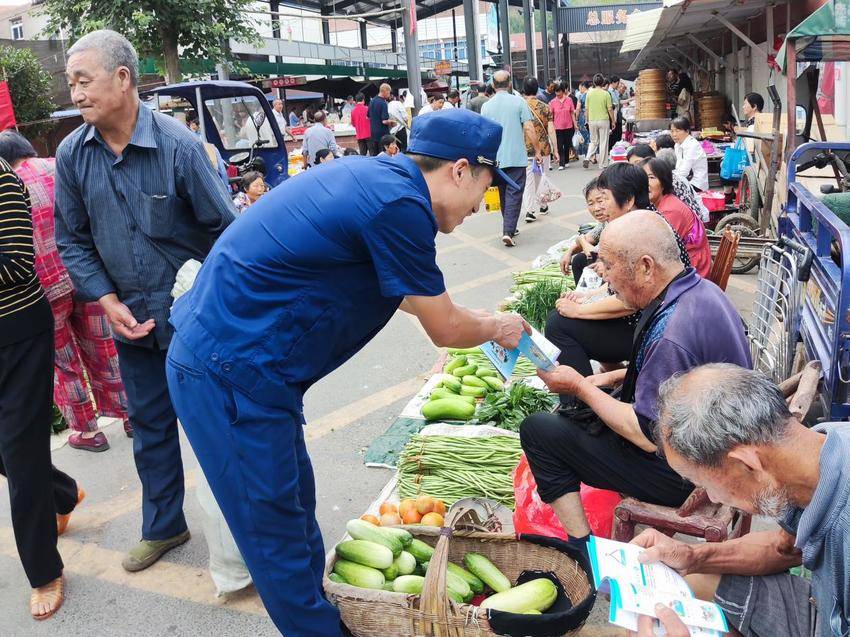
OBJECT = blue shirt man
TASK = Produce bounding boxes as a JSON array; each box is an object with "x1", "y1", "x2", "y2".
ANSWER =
[
  {"x1": 368, "y1": 84, "x2": 392, "y2": 144},
  {"x1": 301, "y1": 111, "x2": 339, "y2": 165},
  {"x1": 54, "y1": 29, "x2": 236, "y2": 573},
  {"x1": 165, "y1": 109, "x2": 527, "y2": 636}
]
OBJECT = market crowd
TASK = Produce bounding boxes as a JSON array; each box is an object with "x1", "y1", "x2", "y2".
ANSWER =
[{"x1": 0, "y1": 27, "x2": 846, "y2": 637}]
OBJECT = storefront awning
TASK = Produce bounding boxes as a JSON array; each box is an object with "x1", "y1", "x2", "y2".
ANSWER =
[
  {"x1": 777, "y1": 1, "x2": 850, "y2": 73},
  {"x1": 622, "y1": 0, "x2": 770, "y2": 71}
]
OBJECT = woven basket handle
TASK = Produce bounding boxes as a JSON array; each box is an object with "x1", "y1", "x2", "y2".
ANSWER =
[{"x1": 418, "y1": 507, "x2": 464, "y2": 637}]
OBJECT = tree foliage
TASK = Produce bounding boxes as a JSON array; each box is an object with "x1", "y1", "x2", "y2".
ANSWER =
[
  {"x1": 0, "y1": 46, "x2": 55, "y2": 139},
  {"x1": 41, "y1": 0, "x2": 263, "y2": 83}
]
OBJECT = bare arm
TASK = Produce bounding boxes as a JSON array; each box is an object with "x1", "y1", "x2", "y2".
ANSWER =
[
  {"x1": 404, "y1": 292, "x2": 529, "y2": 349},
  {"x1": 557, "y1": 293, "x2": 634, "y2": 320}
]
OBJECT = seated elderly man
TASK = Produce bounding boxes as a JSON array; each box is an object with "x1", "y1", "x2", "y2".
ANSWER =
[
  {"x1": 520, "y1": 211, "x2": 751, "y2": 551},
  {"x1": 629, "y1": 364, "x2": 849, "y2": 637}
]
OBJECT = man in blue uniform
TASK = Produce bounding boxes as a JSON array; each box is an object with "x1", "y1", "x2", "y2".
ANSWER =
[{"x1": 165, "y1": 109, "x2": 528, "y2": 636}]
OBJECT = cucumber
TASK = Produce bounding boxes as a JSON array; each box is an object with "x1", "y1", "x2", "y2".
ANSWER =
[
  {"x1": 379, "y1": 527, "x2": 413, "y2": 548},
  {"x1": 444, "y1": 355, "x2": 467, "y2": 373},
  {"x1": 475, "y1": 368, "x2": 498, "y2": 378},
  {"x1": 333, "y1": 560, "x2": 385, "y2": 590},
  {"x1": 461, "y1": 375, "x2": 488, "y2": 389},
  {"x1": 346, "y1": 519, "x2": 403, "y2": 557},
  {"x1": 460, "y1": 385, "x2": 486, "y2": 398},
  {"x1": 483, "y1": 376, "x2": 505, "y2": 391},
  {"x1": 394, "y1": 551, "x2": 417, "y2": 576},
  {"x1": 439, "y1": 375, "x2": 462, "y2": 393},
  {"x1": 479, "y1": 578, "x2": 558, "y2": 614},
  {"x1": 429, "y1": 388, "x2": 476, "y2": 404},
  {"x1": 463, "y1": 553, "x2": 512, "y2": 593},
  {"x1": 447, "y1": 588, "x2": 464, "y2": 604},
  {"x1": 451, "y1": 364, "x2": 477, "y2": 377},
  {"x1": 447, "y1": 562, "x2": 485, "y2": 594},
  {"x1": 421, "y1": 561, "x2": 473, "y2": 602},
  {"x1": 381, "y1": 563, "x2": 399, "y2": 581},
  {"x1": 383, "y1": 582, "x2": 396, "y2": 591},
  {"x1": 392, "y1": 575, "x2": 425, "y2": 594},
  {"x1": 335, "y1": 540, "x2": 394, "y2": 569},
  {"x1": 421, "y1": 398, "x2": 476, "y2": 421},
  {"x1": 408, "y1": 539, "x2": 435, "y2": 564},
  {"x1": 524, "y1": 610, "x2": 542, "y2": 614},
  {"x1": 446, "y1": 347, "x2": 481, "y2": 355},
  {"x1": 328, "y1": 573, "x2": 347, "y2": 584}
]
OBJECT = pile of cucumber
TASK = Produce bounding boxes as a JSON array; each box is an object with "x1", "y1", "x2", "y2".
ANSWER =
[
  {"x1": 331, "y1": 520, "x2": 558, "y2": 615},
  {"x1": 421, "y1": 354, "x2": 504, "y2": 422}
]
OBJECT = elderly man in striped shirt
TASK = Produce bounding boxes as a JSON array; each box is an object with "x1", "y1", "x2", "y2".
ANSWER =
[{"x1": 54, "y1": 30, "x2": 235, "y2": 573}]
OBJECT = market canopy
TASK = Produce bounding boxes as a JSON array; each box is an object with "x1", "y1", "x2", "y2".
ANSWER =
[
  {"x1": 777, "y1": 0, "x2": 850, "y2": 73},
  {"x1": 621, "y1": 0, "x2": 770, "y2": 71}
]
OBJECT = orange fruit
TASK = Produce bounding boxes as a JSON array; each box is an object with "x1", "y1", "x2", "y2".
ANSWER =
[
  {"x1": 360, "y1": 514, "x2": 381, "y2": 526},
  {"x1": 398, "y1": 499, "x2": 417, "y2": 517},
  {"x1": 432, "y1": 499, "x2": 446, "y2": 515},
  {"x1": 415, "y1": 495, "x2": 435, "y2": 515},
  {"x1": 401, "y1": 508, "x2": 422, "y2": 524},
  {"x1": 380, "y1": 512, "x2": 402, "y2": 526},
  {"x1": 420, "y1": 512, "x2": 444, "y2": 527},
  {"x1": 379, "y1": 502, "x2": 398, "y2": 516}
]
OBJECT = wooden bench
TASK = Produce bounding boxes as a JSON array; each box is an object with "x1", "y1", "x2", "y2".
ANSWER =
[{"x1": 612, "y1": 361, "x2": 821, "y2": 543}]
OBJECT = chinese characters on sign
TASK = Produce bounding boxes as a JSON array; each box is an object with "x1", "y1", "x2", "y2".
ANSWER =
[
  {"x1": 269, "y1": 76, "x2": 306, "y2": 88},
  {"x1": 557, "y1": 3, "x2": 662, "y2": 33}
]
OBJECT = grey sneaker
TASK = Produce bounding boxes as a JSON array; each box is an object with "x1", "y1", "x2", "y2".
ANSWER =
[
  {"x1": 502, "y1": 234, "x2": 517, "y2": 247},
  {"x1": 525, "y1": 212, "x2": 537, "y2": 223},
  {"x1": 122, "y1": 530, "x2": 191, "y2": 572}
]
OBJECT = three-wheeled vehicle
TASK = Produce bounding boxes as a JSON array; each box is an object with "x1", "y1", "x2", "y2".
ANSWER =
[
  {"x1": 749, "y1": 1, "x2": 850, "y2": 421},
  {"x1": 142, "y1": 80, "x2": 290, "y2": 189}
]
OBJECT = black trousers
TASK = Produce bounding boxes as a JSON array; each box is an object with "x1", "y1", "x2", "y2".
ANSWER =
[
  {"x1": 0, "y1": 328, "x2": 77, "y2": 588},
  {"x1": 394, "y1": 128, "x2": 408, "y2": 151},
  {"x1": 357, "y1": 139, "x2": 369, "y2": 156},
  {"x1": 519, "y1": 412, "x2": 692, "y2": 506},
  {"x1": 571, "y1": 252, "x2": 590, "y2": 284},
  {"x1": 555, "y1": 128, "x2": 573, "y2": 167},
  {"x1": 544, "y1": 309, "x2": 635, "y2": 380},
  {"x1": 368, "y1": 138, "x2": 381, "y2": 156}
]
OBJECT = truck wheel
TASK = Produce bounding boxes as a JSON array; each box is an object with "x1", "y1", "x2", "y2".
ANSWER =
[
  {"x1": 738, "y1": 166, "x2": 761, "y2": 221},
  {"x1": 714, "y1": 213, "x2": 760, "y2": 274}
]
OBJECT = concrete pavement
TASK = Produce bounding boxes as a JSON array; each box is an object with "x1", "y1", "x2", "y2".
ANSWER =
[{"x1": 0, "y1": 162, "x2": 759, "y2": 636}]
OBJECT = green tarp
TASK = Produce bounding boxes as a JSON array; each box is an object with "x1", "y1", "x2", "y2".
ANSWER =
[
  {"x1": 363, "y1": 417, "x2": 428, "y2": 469},
  {"x1": 778, "y1": 1, "x2": 850, "y2": 73}
]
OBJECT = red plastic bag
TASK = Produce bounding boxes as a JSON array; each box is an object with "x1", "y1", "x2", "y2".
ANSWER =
[{"x1": 512, "y1": 454, "x2": 621, "y2": 540}]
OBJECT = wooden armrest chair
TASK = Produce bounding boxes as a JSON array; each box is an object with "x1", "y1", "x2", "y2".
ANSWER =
[
  {"x1": 708, "y1": 227, "x2": 741, "y2": 292},
  {"x1": 612, "y1": 361, "x2": 821, "y2": 543}
]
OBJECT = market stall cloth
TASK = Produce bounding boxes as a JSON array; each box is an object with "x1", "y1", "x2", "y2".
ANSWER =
[{"x1": 777, "y1": 1, "x2": 850, "y2": 73}]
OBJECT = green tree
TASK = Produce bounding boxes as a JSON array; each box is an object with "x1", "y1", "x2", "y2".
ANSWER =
[
  {"x1": 0, "y1": 46, "x2": 55, "y2": 139},
  {"x1": 41, "y1": 0, "x2": 263, "y2": 84}
]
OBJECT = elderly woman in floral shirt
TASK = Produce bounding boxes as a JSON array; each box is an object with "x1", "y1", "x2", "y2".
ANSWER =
[
  {"x1": 521, "y1": 77, "x2": 559, "y2": 224},
  {"x1": 0, "y1": 130, "x2": 130, "y2": 452}
]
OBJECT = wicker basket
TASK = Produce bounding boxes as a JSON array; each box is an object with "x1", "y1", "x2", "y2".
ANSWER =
[{"x1": 324, "y1": 510, "x2": 595, "y2": 637}]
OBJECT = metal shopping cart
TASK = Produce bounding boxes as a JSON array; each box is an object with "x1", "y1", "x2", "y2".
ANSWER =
[{"x1": 748, "y1": 237, "x2": 813, "y2": 384}]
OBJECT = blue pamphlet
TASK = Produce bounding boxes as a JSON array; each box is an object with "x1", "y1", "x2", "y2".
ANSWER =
[{"x1": 479, "y1": 326, "x2": 561, "y2": 379}]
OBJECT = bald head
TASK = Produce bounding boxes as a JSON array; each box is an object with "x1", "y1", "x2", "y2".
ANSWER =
[
  {"x1": 600, "y1": 210, "x2": 681, "y2": 268},
  {"x1": 493, "y1": 70, "x2": 511, "y2": 90},
  {"x1": 598, "y1": 211, "x2": 683, "y2": 310}
]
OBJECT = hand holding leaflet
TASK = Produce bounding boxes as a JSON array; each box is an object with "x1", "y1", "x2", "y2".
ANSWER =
[{"x1": 479, "y1": 324, "x2": 561, "y2": 379}]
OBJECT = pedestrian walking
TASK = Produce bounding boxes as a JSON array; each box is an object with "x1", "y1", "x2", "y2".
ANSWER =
[
  {"x1": 367, "y1": 83, "x2": 394, "y2": 156},
  {"x1": 0, "y1": 130, "x2": 131, "y2": 452},
  {"x1": 481, "y1": 69, "x2": 543, "y2": 246},
  {"x1": 165, "y1": 108, "x2": 528, "y2": 637},
  {"x1": 54, "y1": 30, "x2": 235, "y2": 573},
  {"x1": 388, "y1": 93, "x2": 409, "y2": 150},
  {"x1": 350, "y1": 92, "x2": 371, "y2": 156},
  {"x1": 550, "y1": 81, "x2": 577, "y2": 170},
  {"x1": 0, "y1": 155, "x2": 82, "y2": 621},
  {"x1": 521, "y1": 77, "x2": 558, "y2": 223},
  {"x1": 583, "y1": 73, "x2": 615, "y2": 169}
]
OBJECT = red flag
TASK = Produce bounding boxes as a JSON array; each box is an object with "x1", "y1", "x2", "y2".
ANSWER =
[{"x1": 0, "y1": 81, "x2": 17, "y2": 130}]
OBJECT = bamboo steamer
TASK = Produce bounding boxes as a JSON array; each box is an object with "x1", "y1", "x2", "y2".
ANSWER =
[
  {"x1": 637, "y1": 69, "x2": 667, "y2": 120},
  {"x1": 697, "y1": 92, "x2": 725, "y2": 130}
]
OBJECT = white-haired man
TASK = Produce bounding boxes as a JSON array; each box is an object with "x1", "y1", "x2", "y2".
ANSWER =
[
  {"x1": 54, "y1": 30, "x2": 236, "y2": 573},
  {"x1": 629, "y1": 364, "x2": 849, "y2": 637}
]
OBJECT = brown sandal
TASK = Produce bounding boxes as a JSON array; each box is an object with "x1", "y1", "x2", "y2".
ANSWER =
[
  {"x1": 30, "y1": 575, "x2": 65, "y2": 620},
  {"x1": 57, "y1": 486, "x2": 86, "y2": 536}
]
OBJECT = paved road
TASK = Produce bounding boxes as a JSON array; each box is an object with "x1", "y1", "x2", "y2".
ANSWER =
[{"x1": 0, "y1": 163, "x2": 759, "y2": 636}]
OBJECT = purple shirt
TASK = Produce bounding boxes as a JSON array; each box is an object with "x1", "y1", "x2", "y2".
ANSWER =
[{"x1": 633, "y1": 269, "x2": 751, "y2": 436}]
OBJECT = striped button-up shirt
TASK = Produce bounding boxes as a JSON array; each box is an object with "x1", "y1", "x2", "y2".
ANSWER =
[{"x1": 54, "y1": 102, "x2": 236, "y2": 348}]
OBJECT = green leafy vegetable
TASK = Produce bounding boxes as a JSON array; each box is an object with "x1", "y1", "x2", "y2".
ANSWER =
[
  {"x1": 471, "y1": 382, "x2": 557, "y2": 432},
  {"x1": 506, "y1": 278, "x2": 568, "y2": 331}
]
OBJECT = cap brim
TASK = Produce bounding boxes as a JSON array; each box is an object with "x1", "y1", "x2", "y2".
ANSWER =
[{"x1": 492, "y1": 166, "x2": 520, "y2": 190}]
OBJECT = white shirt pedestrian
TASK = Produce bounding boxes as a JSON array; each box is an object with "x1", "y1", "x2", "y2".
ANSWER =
[{"x1": 674, "y1": 134, "x2": 709, "y2": 192}]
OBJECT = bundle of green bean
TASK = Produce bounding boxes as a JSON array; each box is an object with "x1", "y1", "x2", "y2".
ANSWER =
[{"x1": 397, "y1": 435, "x2": 522, "y2": 508}]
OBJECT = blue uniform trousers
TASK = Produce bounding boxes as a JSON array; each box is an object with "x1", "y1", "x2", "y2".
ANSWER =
[
  {"x1": 165, "y1": 335, "x2": 342, "y2": 637},
  {"x1": 115, "y1": 340, "x2": 188, "y2": 540}
]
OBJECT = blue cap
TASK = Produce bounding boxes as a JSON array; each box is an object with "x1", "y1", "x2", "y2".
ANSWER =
[{"x1": 406, "y1": 108, "x2": 520, "y2": 190}]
